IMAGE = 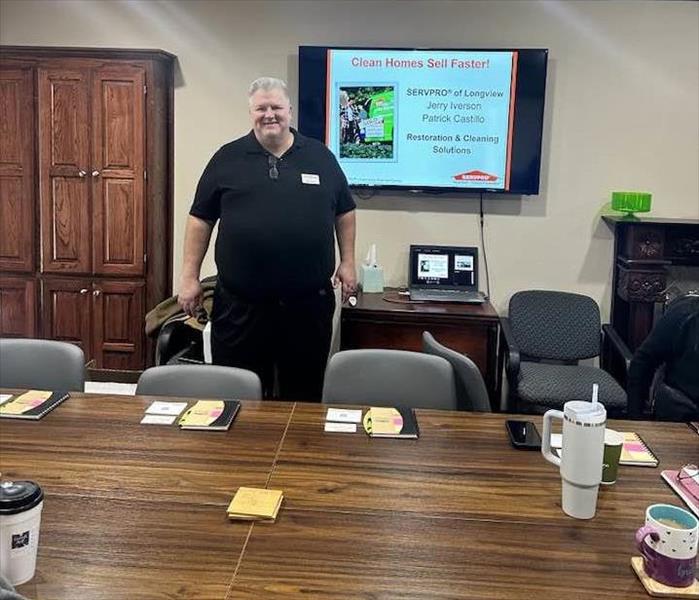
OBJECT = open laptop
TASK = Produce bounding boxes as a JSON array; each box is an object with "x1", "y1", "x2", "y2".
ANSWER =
[{"x1": 409, "y1": 245, "x2": 486, "y2": 304}]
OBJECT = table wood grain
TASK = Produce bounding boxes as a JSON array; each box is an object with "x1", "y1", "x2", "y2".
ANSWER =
[
  {"x1": 236, "y1": 405, "x2": 696, "y2": 598},
  {"x1": 0, "y1": 393, "x2": 293, "y2": 505},
  {"x1": 227, "y1": 510, "x2": 650, "y2": 599},
  {"x1": 19, "y1": 496, "x2": 247, "y2": 600},
  {"x1": 269, "y1": 404, "x2": 696, "y2": 526},
  {"x1": 0, "y1": 393, "x2": 696, "y2": 599}
]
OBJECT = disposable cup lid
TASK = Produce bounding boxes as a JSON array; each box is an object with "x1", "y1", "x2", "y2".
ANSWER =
[
  {"x1": 0, "y1": 480, "x2": 43, "y2": 515},
  {"x1": 564, "y1": 400, "x2": 606, "y2": 424},
  {"x1": 604, "y1": 428, "x2": 624, "y2": 445}
]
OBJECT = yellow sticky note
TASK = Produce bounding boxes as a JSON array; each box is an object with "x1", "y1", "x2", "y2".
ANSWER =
[{"x1": 227, "y1": 487, "x2": 283, "y2": 520}]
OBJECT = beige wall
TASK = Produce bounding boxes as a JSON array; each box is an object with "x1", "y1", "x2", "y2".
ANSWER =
[{"x1": 1, "y1": 0, "x2": 697, "y2": 318}]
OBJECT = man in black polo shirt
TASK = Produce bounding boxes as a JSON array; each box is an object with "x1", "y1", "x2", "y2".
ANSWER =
[{"x1": 178, "y1": 77, "x2": 356, "y2": 400}]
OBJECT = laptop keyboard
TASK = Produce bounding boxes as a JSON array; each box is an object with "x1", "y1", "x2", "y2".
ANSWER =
[{"x1": 410, "y1": 290, "x2": 485, "y2": 303}]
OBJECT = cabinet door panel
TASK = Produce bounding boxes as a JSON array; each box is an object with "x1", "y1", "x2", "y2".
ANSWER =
[
  {"x1": 0, "y1": 277, "x2": 36, "y2": 338},
  {"x1": 47, "y1": 177, "x2": 90, "y2": 264},
  {"x1": 0, "y1": 69, "x2": 35, "y2": 272},
  {"x1": 92, "y1": 67, "x2": 145, "y2": 276},
  {"x1": 41, "y1": 278, "x2": 92, "y2": 358},
  {"x1": 38, "y1": 69, "x2": 91, "y2": 273},
  {"x1": 92, "y1": 280, "x2": 144, "y2": 369}
]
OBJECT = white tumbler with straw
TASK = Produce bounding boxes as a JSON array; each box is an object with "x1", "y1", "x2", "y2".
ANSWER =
[{"x1": 541, "y1": 385, "x2": 607, "y2": 519}]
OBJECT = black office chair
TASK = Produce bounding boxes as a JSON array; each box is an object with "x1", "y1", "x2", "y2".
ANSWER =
[
  {"x1": 0, "y1": 338, "x2": 85, "y2": 391},
  {"x1": 136, "y1": 365, "x2": 262, "y2": 400},
  {"x1": 155, "y1": 316, "x2": 205, "y2": 365},
  {"x1": 322, "y1": 349, "x2": 458, "y2": 410},
  {"x1": 148, "y1": 275, "x2": 216, "y2": 365},
  {"x1": 500, "y1": 290, "x2": 629, "y2": 415},
  {"x1": 422, "y1": 332, "x2": 491, "y2": 412}
]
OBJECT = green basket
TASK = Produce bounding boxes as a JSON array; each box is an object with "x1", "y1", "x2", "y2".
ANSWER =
[{"x1": 611, "y1": 191, "x2": 652, "y2": 214}]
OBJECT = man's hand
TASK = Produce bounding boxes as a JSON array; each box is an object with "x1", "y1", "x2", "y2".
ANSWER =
[
  {"x1": 333, "y1": 261, "x2": 357, "y2": 303},
  {"x1": 178, "y1": 276, "x2": 203, "y2": 316}
]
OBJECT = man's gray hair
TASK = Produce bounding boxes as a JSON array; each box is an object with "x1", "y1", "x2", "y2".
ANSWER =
[{"x1": 248, "y1": 77, "x2": 289, "y2": 101}]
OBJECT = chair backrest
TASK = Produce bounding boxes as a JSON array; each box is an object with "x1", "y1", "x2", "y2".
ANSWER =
[
  {"x1": 322, "y1": 349, "x2": 457, "y2": 410},
  {"x1": 0, "y1": 338, "x2": 85, "y2": 392},
  {"x1": 136, "y1": 365, "x2": 262, "y2": 400},
  {"x1": 509, "y1": 290, "x2": 601, "y2": 361},
  {"x1": 421, "y1": 332, "x2": 491, "y2": 412}
]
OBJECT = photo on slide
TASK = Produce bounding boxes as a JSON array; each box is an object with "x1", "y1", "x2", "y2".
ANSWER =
[{"x1": 338, "y1": 85, "x2": 395, "y2": 159}]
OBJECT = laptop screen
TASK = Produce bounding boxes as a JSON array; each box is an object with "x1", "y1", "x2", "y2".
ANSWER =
[{"x1": 409, "y1": 245, "x2": 479, "y2": 290}]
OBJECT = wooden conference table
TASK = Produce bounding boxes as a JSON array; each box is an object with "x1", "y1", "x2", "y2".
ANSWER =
[{"x1": 0, "y1": 393, "x2": 696, "y2": 599}]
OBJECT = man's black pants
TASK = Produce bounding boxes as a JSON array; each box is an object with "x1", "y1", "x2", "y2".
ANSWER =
[{"x1": 210, "y1": 284, "x2": 335, "y2": 401}]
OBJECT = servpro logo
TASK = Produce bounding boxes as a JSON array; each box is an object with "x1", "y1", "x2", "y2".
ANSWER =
[{"x1": 452, "y1": 170, "x2": 498, "y2": 182}]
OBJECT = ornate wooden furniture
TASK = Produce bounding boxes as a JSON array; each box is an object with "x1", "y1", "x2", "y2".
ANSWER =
[
  {"x1": 603, "y1": 216, "x2": 699, "y2": 351},
  {"x1": 0, "y1": 47, "x2": 175, "y2": 368}
]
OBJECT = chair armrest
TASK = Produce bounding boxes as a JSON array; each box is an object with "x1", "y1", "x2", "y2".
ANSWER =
[
  {"x1": 601, "y1": 323, "x2": 632, "y2": 375},
  {"x1": 155, "y1": 317, "x2": 201, "y2": 366},
  {"x1": 499, "y1": 317, "x2": 521, "y2": 388}
]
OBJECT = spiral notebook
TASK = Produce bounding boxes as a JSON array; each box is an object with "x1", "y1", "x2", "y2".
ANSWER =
[
  {"x1": 362, "y1": 406, "x2": 419, "y2": 439},
  {"x1": 619, "y1": 432, "x2": 659, "y2": 467},
  {"x1": 0, "y1": 390, "x2": 70, "y2": 420},
  {"x1": 177, "y1": 400, "x2": 240, "y2": 430}
]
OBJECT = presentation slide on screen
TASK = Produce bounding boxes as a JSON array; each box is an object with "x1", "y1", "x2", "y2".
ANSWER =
[
  {"x1": 326, "y1": 49, "x2": 517, "y2": 189},
  {"x1": 417, "y1": 252, "x2": 475, "y2": 285},
  {"x1": 418, "y1": 253, "x2": 449, "y2": 281}
]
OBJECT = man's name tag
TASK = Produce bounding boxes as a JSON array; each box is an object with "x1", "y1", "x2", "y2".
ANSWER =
[{"x1": 301, "y1": 173, "x2": 320, "y2": 185}]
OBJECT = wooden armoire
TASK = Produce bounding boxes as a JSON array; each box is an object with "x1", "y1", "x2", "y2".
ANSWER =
[{"x1": 0, "y1": 47, "x2": 175, "y2": 370}]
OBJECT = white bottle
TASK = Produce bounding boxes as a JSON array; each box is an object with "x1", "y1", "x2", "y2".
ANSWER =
[{"x1": 541, "y1": 400, "x2": 607, "y2": 519}]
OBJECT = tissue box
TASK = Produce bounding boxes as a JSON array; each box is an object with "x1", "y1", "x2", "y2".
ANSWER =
[{"x1": 360, "y1": 265, "x2": 384, "y2": 293}]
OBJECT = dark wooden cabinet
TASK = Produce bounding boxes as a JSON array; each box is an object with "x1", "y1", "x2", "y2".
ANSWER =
[
  {"x1": 91, "y1": 65, "x2": 146, "y2": 277},
  {"x1": 0, "y1": 68, "x2": 34, "y2": 274},
  {"x1": 38, "y1": 66, "x2": 92, "y2": 274},
  {"x1": 41, "y1": 277, "x2": 92, "y2": 354},
  {"x1": 93, "y1": 280, "x2": 145, "y2": 369},
  {"x1": 0, "y1": 47, "x2": 174, "y2": 368},
  {"x1": 340, "y1": 290, "x2": 501, "y2": 409},
  {"x1": 41, "y1": 278, "x2": 145, "y2": 370},
  {"x1": 0, "y1": 276, "x2": 36, "y2": 338}
]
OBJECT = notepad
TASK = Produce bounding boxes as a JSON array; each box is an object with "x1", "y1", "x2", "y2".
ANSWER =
[
  {"x1": 227, "y1": 487, "x2": 283, "y2": 522},
  {"x1": 0, "y1": 390, "x2": 70, "y2": 420},
  {"x1": 362, "y1": 406, "x2": 419, "y2": 439},
  {"x1": 178, "y1": 400, "x2": 240, "y2": 430},
  {"x1": 619, "y1": 432, "x2": 659, "y2": 467}
]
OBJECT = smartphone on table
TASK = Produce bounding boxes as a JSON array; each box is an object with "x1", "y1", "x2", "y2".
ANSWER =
[{"x1": 505, "y1": 420, "x2": 542, "y2": 450}]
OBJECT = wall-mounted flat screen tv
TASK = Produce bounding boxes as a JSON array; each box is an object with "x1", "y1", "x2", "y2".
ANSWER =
[{"x1": 298, "y1": 46, "x2": 548, "y2": 195}]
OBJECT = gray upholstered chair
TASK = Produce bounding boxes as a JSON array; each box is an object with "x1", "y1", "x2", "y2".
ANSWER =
[
  {"x1": 421, "y1": 332, "x2": 491, "y2": 412},
  {"x1": 322, "y1": 349, "x2": 458, "y2": 410},
  {"x1": 0, "y1": 338, "x2": 85, "y2": 392},
  {"x1": 500, "y1": 290, "x2": 629, "y2": 415},
  {"x1": 136, "y1": 365, "x2": 262, "y2": 400}
]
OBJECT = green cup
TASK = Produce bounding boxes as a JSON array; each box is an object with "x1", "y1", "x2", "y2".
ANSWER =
[{"x1": 602, "y1": 429, "x2": 624, "y2": 485}]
